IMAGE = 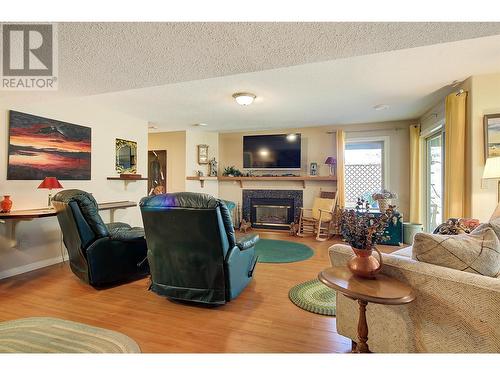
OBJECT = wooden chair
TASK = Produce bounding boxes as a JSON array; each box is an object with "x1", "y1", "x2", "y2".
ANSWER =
[{"x1": 297, "y1": 194, "x2": 337, "y2": 241}]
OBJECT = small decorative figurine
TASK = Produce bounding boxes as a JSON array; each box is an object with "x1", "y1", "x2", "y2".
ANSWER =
[
  {"x1": 239, "y1": 218, "x2": 252, "y2": 233},
  {"x1": 289, "y1": 221, "x2": 299, "y2": 236},
  {"x1": 310, "y1": 162, "x2": 318, "y2": 176},
  {"x1": 209, "y1": 157, "x2": 218, "y2": 177}
]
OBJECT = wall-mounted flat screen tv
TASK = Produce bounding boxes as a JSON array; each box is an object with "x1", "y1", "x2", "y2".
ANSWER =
[{"x1": 243, "y1": 133, "x2": 301, "y2": 169}]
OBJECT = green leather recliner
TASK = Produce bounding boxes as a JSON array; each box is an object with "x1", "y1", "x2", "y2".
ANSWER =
[
  {"x1": 140, "y1": 192, "x2": 259, "y2": 304},
  {"x1": 52, "y1": 189, "x2": 149, "y2": 286}
]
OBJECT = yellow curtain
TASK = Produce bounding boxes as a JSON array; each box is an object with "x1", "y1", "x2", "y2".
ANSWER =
[
  {"x1": 336, "y1": 130, "x2": 346, "y2": 208},
  {"x1": 444, "y1": 91, "x2": 467, "y2": 219},
  {"x1": 409, "y1": 124, "x2": 422, "y2": 223}
]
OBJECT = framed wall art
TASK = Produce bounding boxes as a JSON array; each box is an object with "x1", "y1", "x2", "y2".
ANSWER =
[
  {"x1": 198, "y1": 144, "x2": 209, "y2": 164},
  {"x1": 7, "y1": 110, "x2": 91, "y2": 180},
  {"x1": 484, "y1": 113, "x2": 500, "y2": 160}
]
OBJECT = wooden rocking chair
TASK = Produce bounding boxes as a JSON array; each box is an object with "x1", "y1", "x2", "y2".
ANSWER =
[{"x1": 297, "y1": 194, "x2": 337, "y2": 241}]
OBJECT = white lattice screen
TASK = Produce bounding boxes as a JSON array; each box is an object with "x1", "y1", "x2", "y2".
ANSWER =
[{"x1": 345, "y1": 164, "x2": 382, "y2": 207}]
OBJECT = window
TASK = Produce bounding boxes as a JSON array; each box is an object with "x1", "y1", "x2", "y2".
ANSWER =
[
  {"x1": 424, "y1": 130, "x2": 444, "y2": 232},
  {"x1": 344, "y1": 140, "x2": 385, "y2": 208}
]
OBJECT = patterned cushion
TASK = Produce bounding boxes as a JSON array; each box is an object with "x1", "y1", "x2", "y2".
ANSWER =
[
  {"x1": 471, "y1": 217, "x2": 500, "y2": 239},
  {"x1": 412, "y1": 227, "x2": 500, "y2": 278}
]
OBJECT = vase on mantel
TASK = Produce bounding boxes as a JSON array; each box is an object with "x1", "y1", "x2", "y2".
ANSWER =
[
  {"x1": 0, "y1": 195, "x2": 13, "y2": 213},
  {"x1": 347, "y1": 246, "x2": 383, "y2": 279}
]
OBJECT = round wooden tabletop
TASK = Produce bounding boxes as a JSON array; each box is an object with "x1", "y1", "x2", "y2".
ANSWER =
[{"x1": 318, "y1": 266, "x2": 415, "y2": 305}]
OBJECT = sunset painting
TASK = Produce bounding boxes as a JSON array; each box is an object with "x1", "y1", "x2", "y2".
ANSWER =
[{"x1": 7, "y1": 111, "x2": 91, "y2": 180}]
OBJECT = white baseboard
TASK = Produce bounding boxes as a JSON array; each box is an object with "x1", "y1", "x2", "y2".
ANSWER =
[{"x1": 0, "y1": 254, "x2": 69, "y2": 280}]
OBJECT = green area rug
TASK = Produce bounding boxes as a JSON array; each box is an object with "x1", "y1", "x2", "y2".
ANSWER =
[
  {"x1": 0, "y1": 317, "x2": 141, "y2": 353},
  {"x1": 289, "y1": 279, "x2": 336, "y2": 316},
  {"x1": 255, "y1": 239, "x2": 314, "y2": 263}
]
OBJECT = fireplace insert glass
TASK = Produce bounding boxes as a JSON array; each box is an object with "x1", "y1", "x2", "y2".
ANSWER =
[{"x1": 250, "y1": 197, "x2": 295, "y2": 229}]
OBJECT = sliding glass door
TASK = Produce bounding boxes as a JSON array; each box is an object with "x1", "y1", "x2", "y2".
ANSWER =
[{"x1": 425, "y1": 131, "x2": 444, "y2": 232}]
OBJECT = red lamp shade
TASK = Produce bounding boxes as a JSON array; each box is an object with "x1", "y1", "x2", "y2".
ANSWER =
[
  {"x1": 324, "y1": 157, "x2": 336, "y2": 165},
  {"x1": 38, "y1": 177, "x2": 63, "y2": 190}
]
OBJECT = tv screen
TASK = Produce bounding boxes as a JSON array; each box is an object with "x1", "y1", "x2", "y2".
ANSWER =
[{"x1": 243, "y1": 134, "x2": 301, "y2": 169}]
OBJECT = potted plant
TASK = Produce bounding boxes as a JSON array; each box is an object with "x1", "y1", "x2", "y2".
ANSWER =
[
  {"x1": 340, "y1": 198, "x2": 395, "y2": 278},
  {"x1": 223, "y1": 166, "x2": 243, "y2": 177},
  {"x1": 371, "y1": 189, "x2": 398, "y2": 213}
]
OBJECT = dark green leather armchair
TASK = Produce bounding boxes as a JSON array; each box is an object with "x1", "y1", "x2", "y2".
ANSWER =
[
  {"x1": 52, "y1": 189, "x2": 149, "y2": 286},
  {"x1": 140, "y1": 192, "x2": 259, "y2": 304}
]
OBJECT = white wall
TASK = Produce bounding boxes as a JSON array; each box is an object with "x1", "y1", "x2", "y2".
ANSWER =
[
  {"x1": 0, "y1": 97, "x2": 148, "y2": 279},
  {"x1": 468, "y1": 73, "x2": 500, "y2": 221},
  {"x1": 185, "y1": 130, "x2": 219, "y2": 197}
]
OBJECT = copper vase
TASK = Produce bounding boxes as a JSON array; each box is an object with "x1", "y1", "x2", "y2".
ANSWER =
[
  {"x1": 0, "y1": 195, "x2": 12, "y2": 213},
  {"x1": 347, "y1": 246, "x2": 383, "y2": 279}
]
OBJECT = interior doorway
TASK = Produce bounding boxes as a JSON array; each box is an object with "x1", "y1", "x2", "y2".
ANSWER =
[{"x1": 148, "y1": 150, "x2": 167, "y2": 195}]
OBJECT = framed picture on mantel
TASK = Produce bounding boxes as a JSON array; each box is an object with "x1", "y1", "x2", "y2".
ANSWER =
[{"x1": 198, "y1": 144, "x2": 209, "y2": 164}]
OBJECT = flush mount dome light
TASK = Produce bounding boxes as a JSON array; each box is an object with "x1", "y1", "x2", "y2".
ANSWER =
[
  {"x1": 373, "y1": 104, "x2": 390, "y2": 111},
  {"x1": 233, "y1": 92, "x2": 256, "y2": 106}
]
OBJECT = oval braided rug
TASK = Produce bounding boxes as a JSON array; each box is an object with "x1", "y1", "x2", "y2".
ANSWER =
[
  {"x1": 0, "y1": 317, "x2": 140, "y2": 353},
  {"x1": 255, "y1": 239, "x2": 314, "y2": 263},
  {"x1": 288, "y1": 279, "x2": 336, "y2": 316}
]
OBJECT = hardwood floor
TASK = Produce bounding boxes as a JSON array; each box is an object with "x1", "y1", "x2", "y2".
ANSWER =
[{"x1": 0, "y1": 231, "x2": 401, "y2": 353}]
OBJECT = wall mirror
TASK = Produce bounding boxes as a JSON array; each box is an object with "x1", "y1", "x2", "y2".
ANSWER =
[{"x1": 116, "y1": 138, "x2": 137, "y2": 173}]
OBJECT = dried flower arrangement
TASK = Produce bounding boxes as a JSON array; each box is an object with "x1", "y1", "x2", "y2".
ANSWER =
[{"x1": 340, "y1": 198, "x2": 395, "y2": 250}]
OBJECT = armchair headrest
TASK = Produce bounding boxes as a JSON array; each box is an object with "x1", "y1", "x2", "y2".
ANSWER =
[
  {"x1": 52, "y1": 189, "x2": 109, "y2": 238},
  {"x1": 140, "y1": 192, "x2": 236, "y2": 247},
  {"x1": 140, "y1": 192, "x2": 220, "y2": 209}
]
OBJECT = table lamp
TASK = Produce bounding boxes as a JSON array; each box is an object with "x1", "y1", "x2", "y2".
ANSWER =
[
  {"x1": 38, "y1": 177, "x2": 63, "y2": 207},
  {"x1": 482, "y1": 156, "x2": 500, "y2": 201},
  {"x1": 324, "y1": 156, "x2": 337, "y2": 176}
]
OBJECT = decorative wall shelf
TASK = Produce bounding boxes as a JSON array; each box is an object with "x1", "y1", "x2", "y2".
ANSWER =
[
  {"x1": 107, "y1": 177, "x2": 148, "y2": 181},
  {"x1": 186, "y1": 176, "x2": 218, "y2": 188},
  {"x1": 186, "y1": 176, "x2": 336, "y2": 189}
]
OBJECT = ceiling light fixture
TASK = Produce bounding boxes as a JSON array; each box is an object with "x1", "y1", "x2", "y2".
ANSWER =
[
  {"x1": 233, "y1": 92, "x2": 256, "y2": 106},
  {"x1": 193, "y1": 123, "x2": 208, "y2": 127},
  {"x1": 373, "y1": 104, "x2": 389, "y2": 111}
]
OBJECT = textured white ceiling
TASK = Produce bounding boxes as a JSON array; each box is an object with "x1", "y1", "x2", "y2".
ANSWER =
[
  {"x1": 3, "y1": 22, "x2": 500, "y2": 131},
  {"x1": 56, "y1": 22, "x2": 500, "y2": 95},
  {"x1": 78, "y1": 34, "x2": 500, "y2": 131}
]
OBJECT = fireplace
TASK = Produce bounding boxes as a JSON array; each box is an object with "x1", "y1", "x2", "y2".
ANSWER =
[{"x1": 242, "y1": 190, "x2": 303, "y2": 230}]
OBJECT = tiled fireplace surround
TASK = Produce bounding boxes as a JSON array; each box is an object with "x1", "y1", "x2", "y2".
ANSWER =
[{"x1": 242, "y1": 190, "x2": 303, "y2": 230}]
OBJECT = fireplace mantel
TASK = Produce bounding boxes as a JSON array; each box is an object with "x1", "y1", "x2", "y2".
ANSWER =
[{"x1": 186, "y1": 175, "x2": 336, "y2": 188}]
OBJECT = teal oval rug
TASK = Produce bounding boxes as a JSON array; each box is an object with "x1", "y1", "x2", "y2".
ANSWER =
[
  {"x1": 289, "y1": 279, "x2": 336, "y2": 316},
  {"x1": 255, "y1": 239, "x2": 314, "y2": 263}
]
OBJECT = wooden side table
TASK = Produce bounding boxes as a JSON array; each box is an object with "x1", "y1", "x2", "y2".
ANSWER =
[{"x1": 319, "y1": 266, "x2": 415, "y2": 353}]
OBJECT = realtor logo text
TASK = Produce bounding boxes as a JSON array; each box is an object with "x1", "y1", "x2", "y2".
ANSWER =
[{"x1": 1, "y1": 23, "x2": 58, "y2": 90}]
